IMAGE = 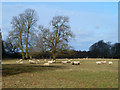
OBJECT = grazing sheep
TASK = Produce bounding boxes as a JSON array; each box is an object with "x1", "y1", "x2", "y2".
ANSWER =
[
  {"x1": 44, "y1": 63, "x2": 49, "y2": 66},
  {"x1": 29, "y1": 60, "x2": 37, "y2": 64},
  {"x1": 61, "y1": 61, "x2": 67, "y2": 64},
  {"x1": 108, "y1": 61, "x2": 113, "y2": 65},
  {"x1": 71, "y1": 61, "x2": 80, "y2": 65},
  {"x1": 96, "y1": 61, "x2": 101, "y2": 65}
]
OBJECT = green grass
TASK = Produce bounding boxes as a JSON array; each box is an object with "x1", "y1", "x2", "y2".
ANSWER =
[{"x1": 2, "y1": 59, "x2": 118, "y2": 88}]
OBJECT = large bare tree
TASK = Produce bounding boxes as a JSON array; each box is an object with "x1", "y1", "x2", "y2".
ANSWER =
[
  {"x1": 9, "y1": 9, "x2": 38, "y2": 59},
  {"x1": 39, "y1": 16, "x2": 73, "y2": 60},
  {"x1": 24, "y1": 9, "x2": 38, "y2": 59},
  {"x1": 9, "y1": 14, "x2": 25, "y2": 59}
]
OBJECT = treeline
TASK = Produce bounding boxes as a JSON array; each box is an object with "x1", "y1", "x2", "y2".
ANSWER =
[{"x1": 2, "y1": 39, "x2": 120, "y2": 59}]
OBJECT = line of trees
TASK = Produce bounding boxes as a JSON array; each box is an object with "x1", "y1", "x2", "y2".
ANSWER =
[
  {"x1": 2, "y1": 39, "x2": 120, "y2": 59},
  {"x1": 1, "y1": 8, "x2": 120, "y2": 59}
]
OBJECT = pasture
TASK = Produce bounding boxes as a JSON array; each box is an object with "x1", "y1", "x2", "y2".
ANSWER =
[{"x1": 2, "y1": 58, "x2": 118, "y2": 88}]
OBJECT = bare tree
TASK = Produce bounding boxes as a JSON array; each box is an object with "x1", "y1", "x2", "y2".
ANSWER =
[
  {"x1": 9, "y1": 9, "x2": 38, "y2": 59},
  {"x1": 39, "y1": 16, "x2": 73, "y2": 60},
  {"x1": 24, "y1": 9, "x2": 38, "y2": 59},
  {"x1": 9, "y1": 14, "x2": 25, "y2": 59}
]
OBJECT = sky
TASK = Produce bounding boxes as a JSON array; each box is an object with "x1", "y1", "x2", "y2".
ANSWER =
[{"x1": 1, "y1": 2, "x2": 118, "y2": 51}]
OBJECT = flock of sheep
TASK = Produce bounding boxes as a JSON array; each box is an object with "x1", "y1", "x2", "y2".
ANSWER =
[
  {"x1": 96, "y1": 61, "x2": 113, "y2": 65},
  {"x1": 16, "y1": 58, "x2": 113, "y2": 66}
]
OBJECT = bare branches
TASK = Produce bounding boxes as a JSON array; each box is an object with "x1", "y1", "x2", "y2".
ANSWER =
[{"x1": 38, "y1": 16, "x2": 73, "y2": 60}]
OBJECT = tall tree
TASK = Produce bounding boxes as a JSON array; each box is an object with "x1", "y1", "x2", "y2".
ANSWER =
[
  {"x1": 9, "y1": 9, "x2": 38, "y2": 59},
  {"x1": 24, "y1": 9, "x2": 38, "y2": 59},
  {"x1": 10, "y1": 14, "x2": 25, "y2": 59},
  {"x1": 39, "y1": 16, "x2": 73, "y2": 60}
]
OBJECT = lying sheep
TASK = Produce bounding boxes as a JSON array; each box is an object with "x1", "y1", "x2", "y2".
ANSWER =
[
  {"x1": 29, "y1": 60, "x2": 37, "y2": 64},
  {"x1": 71, "y1": 61, "x2": 80, "y2": 65},
  {"x1": 19, "y1": 59, "x2": 23, "y2": 61},
  {"x1": 96, "y1": 61, "x2": 101, "y2": 65},
  {"x1": 61, "y1": 61, "x2": 67, "y2": 64},
  {"x1": 19, "y1": 61, "x2": 23, "y2": 64},
  {"x1": 16, "y1": 59, "x2": 23, "y2": 63},
  {"x1": 108, "y1": 61, "x2": 113, "y2": 65},
  {"x1": 48, "y1": 61, "x2": 53, "y2": 64},
  {"x1": 101, "y1": 61, "x2": 106, "y2": 64},
  {"x1": 68, "y1": 60, "x2": 71, "y2": 62},
  {"x1": 44, "y1": 63, "x2": 49, "y2": 66},
  {"x1": 37, "y1": 60, "x2": 40, "y2": 62},
  {"x1": 52, "y1": 60, "x2": 56, "y2": 63}
]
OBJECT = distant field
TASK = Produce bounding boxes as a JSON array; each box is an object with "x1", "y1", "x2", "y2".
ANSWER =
[{"x1": 2, "y1": 58, "x2": 118, "y2": 88}]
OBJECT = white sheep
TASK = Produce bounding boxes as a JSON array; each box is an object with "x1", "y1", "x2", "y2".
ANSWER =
[
  {"x1": 43, "y1": 63, "x2": 49, "y2": 66},
  {"x1": 61, "y1": 61, "x2": 67, "y2": 64},
  {"x1": 71, "y1": 61, "x2": 80, "y2": 65},
  {"x1": 48, "y1": 61, "x2": 53, "y2": 64},
  {"x1": 52, "y1": 60, "x2": 56, "y2": 63},
  {"x1": 19, "y1": 59, "x2": 23, "y2": 61},
  {"x1": 16, "y1": 61, "x2": 20, "y2": 63},
  {"x1": 29, "y1": 60, "x2": 37, "y2": 64},
  {"x1": 37, "y1": 60, "x2": 40, "y2": 62},
  {"x1": 102, "y1": 61, "x2": 106, "y2": 64},
  {"x1": 44, "y1": 59, "x2": 47, "y2": 61},
  {"x1": 19, "y1": 61, "x2": 23, "y2": 64},
  {"x1": 96, "y1": 61, "x2": 101, "y2": 65},
  {"x1": 108, "y1": 61, "x2": 113, "y2": 65},
  {"x1": 68, "y1": 60, "x2": 71, "y2": 62}
]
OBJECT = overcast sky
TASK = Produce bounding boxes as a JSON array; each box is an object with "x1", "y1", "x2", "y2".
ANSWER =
[{"x1": 2, "y1": 2, "x2": 118, "y2": 51}]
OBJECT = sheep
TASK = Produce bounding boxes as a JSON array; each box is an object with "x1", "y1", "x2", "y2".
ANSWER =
[
  {"x1": 96, "y1": 61, "x2": 101, "y2": 65},
  {"x1": 44, "y1": 59, "x2": 47, "y2": 61},
  {"x1": 37, "y1": 60, "x2": 40, "y2": 62},
  {"x1": 52, "y1": 60, "x2": 56, "y2": 63},
  {"x1": 101, "y1": 61, "x2": 106, "y2": 64},
  {"x1": 19, "y1": 59, "x2": 23, "y2": 61},
  {"x1": 71, "y1": 61, "x2": 80, "y2": 65},
  {"x1": 29, "y1": 60, "x2": 37, "y2": 64},
  {"x1": 67, "y1": 60, "x2": 71, "y2": 63},
  {"x1": 16, "y1": 61, "x2": 20, "y2": 63},
  {"x1": 16, "y1": 60, "x2": 23, "y2": 64},
  {"x1": 19, "y1": 61, "x2": 23, "y2": 64},
  {"x1": 16, "y1": 59, "x2": 23, "y2": 63},
  {"x1": 68, "y1": 60, "x2": 71, "y2": 62},
  {"x1": 61, "y1": 61, "x2": 67, "y2": 64},
  {"x1": 108, "y1": 61, "x2": 113, "y2": 65},
  {"x1": 43, "y1": 63, "x2": 49, "y2": 66},
  {"x1": 48, "y1": 61, "x2": 53, "y2": 64}
]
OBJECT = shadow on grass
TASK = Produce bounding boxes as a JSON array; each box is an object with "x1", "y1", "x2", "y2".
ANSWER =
[{"x1": 2, "y1": 64, "x2": 67, "y2": 77}]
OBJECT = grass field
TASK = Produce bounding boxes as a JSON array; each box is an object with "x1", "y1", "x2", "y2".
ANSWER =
[{"x1": 2, "y1": 58, "x2": 118, "y2": 88}]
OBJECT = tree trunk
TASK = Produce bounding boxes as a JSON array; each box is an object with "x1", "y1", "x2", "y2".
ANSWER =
[
  {"x1": 25, "y1": 30, "x2": 29, "y2": 59},
  {"x1": 52, "y1": 52, "x2": 56, "y2": 60},
  {"x1": 22, "y1": 53, "x2": 25, "y2": 60}
]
